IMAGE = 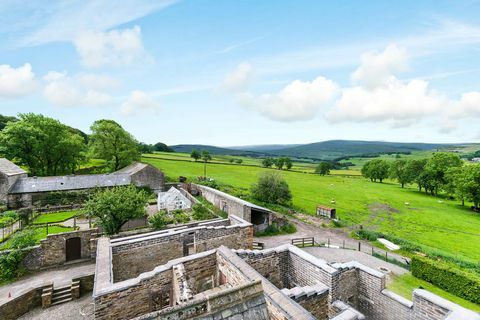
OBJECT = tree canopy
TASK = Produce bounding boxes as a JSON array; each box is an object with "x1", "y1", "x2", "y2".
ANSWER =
[
  {"x1": 361, "y1": 159, "x2": 390, "y2": 183},
  {"x1": 84, "y1": 185, "x2": 148, "y2": 235},
  {"x1": 251, "y1": 171, "x2": 292, "y2": 205},
  {"x1": 190, "y1": 149, "x2": 201, "y2": 161},
  {"x1": 0, "y1": 113, "x2": 86, "y2": 175},
  {"x1": 89, "y1": 119, "x2": 140, "y2": 171},
  {"x1": 315, "y1": 162, "x2": 332, "y2": 175}
]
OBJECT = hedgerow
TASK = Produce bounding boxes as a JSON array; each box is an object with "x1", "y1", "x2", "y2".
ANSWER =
[{"x1": 411, "y1": 256, "x2": 480, "y2": 304}]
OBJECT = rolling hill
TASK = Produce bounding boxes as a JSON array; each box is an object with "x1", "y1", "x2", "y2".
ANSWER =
[{"x1": 171, "y1": 140, "x2": 460, "y2": 160}]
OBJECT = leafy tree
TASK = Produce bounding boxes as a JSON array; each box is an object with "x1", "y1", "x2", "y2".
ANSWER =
[
  {"x1": 361, "y1": 159, "x2": 390, "y2": 183},
  {"x1": 0, "y1": 113, "x2": 86, "y2": 175},
  {"x1": 407, "y1": 159, "x2": 428, "y2": 192},
  {"x1": 190, "y1": 149, "x2": 201, "y2": 161},
  {"x1": 235, "y1": 159, "x2": 243, "y2": 164},
  {"x1": 423, "y1": 152, "x2": 463, "y2": 196},
  {"x1": 201, "y1": 150, "x2": 212, "y2": 162},
  {"x1": 262, "y1": 157, "x2": 274, "y2": 168},
  {"x1": 0, "y1": 114, "x2": 18, "y2": 131},
  {"x1": 89, "y1": 119, "x2": 140, "y2": 171},
  {"x1": 229, "y1": 158, "x2": 235, "y2": 163},
  {"x1": 84, "y1": 185, "x2": 148, "y2": 235},
  {"x1": 284, "y1": 157, "x2": 292, "y2": 170},
  {"x1": 274, "y1": 158, "x2": 285, "y2": 170},
  {"x1": 448, "y1": 165, "x2": 480, "y2": 208},
  {"x1": 315, "y1": 162, "x2": 332, "y2": 175},
  {"x1": 389, "y1": 159, "x2": 415, "y2": 188},
  {"x1": 153, "y1": 142, "x2": 174, "y2": 152},
  {"x1": 251, "y1": 171, "x2": 292, "y2": 205},
  {"x1": 138, "y1": 142, "x2": 154, "y2": 154}
]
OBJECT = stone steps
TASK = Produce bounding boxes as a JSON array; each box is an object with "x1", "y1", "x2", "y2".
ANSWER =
[{"x1": 280, "y1": 284, "x2": 328, "y2": 300}]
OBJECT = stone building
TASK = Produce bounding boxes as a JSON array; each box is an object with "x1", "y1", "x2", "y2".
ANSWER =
[
  {"x1": 0, "y1": 159, "x2": 164, "y2": 208},
  {"x1": 191, "y1": 183, "x2": 273, "y2": 233},
  {"x1": 157, "y1": 187, "x2": 193, "y2": 212},
  {"x1": 93, "y1": 240, "x2": 480, "y2": 320}
]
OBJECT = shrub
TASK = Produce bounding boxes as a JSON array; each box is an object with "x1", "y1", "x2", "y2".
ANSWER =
[
  {"x1": 0, "y1": 229, "x2": 36, "y2": 281},
  {"x1": 251, "y1": 172, "x2": 292, "y2": 205},
  {"x1": 256, "y1": 222, "x2": 297, "y2": 236},
  {"x1": 192, "y1": 204, "x2": 215, "y2": 221},
  {"x1": 148, "y1": 211, "x2": 173, "y2": 230},
  {"x1": 411, "y1": 256, "x2": 480, "y2": 304},
  {"x1": 172, "y1": 210, "x2": 190, "y2": 224}
]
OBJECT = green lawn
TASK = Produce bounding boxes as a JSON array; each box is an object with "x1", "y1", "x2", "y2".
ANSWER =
[
  {"x1": 0, "y1": 225, "x2": 74, "y2": 250},
  {"x1": 143, "y1": 156, "x2": 480, "y2": 262},
  {"x1": 33, "y1": 210, "x2": 81, "y2": 225},
  {"x1": 388, "y1": 273, "x2": 480, "y2": 311}
]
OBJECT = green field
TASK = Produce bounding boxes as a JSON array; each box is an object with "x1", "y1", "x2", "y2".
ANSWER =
[
  {"x1": 33, "y1": 210, "x2": 81, "y2": 225},
  {"x1": 144, "y1": 156, "x2": 480, "y2": 262},
  {"x1": 0, "y1": 225, "x2": 74, "y2": 250},
  {"x1": 388, "y1": 274, "x2": 480, "y2": 312}
]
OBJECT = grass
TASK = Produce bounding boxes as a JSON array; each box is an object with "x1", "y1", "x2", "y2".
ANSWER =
[
  {"x1": 0, "y1": 225, "x2": 74, "y2": 250},
  {"x1": 388, "y1": 274, "x2": 480, "y2": 312},
  {"x1": 143, "y1": 155, "x2": 480, "y2": 263},
  {"x1": 33, "y1": 210, "x2": 81, "y2": 225}
]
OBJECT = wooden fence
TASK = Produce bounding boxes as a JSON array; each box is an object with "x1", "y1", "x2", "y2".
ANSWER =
[{"x1": 291, "y1": 237, "x2": 315, "y2": 248}]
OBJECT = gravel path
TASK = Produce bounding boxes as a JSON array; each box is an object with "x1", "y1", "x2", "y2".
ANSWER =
[
  {"x1": 302, "y1": 247, "x2": 408, "y2": 276},
  {"x1": 0, "y1": 261, "x2": 95, "y2": 305},
  {"x1": 255, "y1": 216, "x2": 409, "y2": 265},
  {"x1": 19, "y1": 294, "x2": 94, "y2": 320}
]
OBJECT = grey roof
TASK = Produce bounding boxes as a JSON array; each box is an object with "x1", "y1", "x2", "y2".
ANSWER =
[
  {"x1": 9, "y1": 174, "x2": 131, "y2": 194},
  {"x1": 0, "y1": 158, "x2": 26, "y2": 176},
  {"x1": 113, "y1": 162, "x2": 149, "y2": 175}
]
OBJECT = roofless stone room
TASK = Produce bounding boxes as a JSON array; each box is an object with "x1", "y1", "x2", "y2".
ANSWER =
[{"x1": 1, "y1": 1, "x2": 480, "y2": 319}]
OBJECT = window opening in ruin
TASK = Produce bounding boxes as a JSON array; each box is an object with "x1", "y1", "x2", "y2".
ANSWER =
[{"x1": 251, "y1": 209, "x2": 268, "y2": 225}]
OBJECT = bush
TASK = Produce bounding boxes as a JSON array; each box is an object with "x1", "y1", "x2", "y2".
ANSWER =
[
  {"x1": 148, "y1": 211, "x2": 173, "y2": 230},
  {"x1": 172, "y1": 209, "x2": 190, "y2": 224},
  {"x1": 256, "y1": 222, "x2": 297, "y2": 236},
  {"x1": 411, "y1": 256, "x2": 480, "y2": 304},
  {"x1": 251, "y1": 172, "x2": 292, "y2": 205},
  {"x1": 0, "y1": 229, "x2": 36, "y2": 281},
  {"x1": 192, "y1": 204, "x2": 215, "y2": 221}
]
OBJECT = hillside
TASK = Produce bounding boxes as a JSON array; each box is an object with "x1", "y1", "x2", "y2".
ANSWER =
[{"x1": 171, "y1": 140, "x2": 460, "y2": 160}]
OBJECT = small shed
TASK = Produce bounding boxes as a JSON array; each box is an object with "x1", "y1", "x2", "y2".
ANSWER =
[
  {"x1": 158, "y1": 187, "x2": 192, "y2": 212},
  {"x1": 316, "y1": 205, "x2": 336, "y2": 219}
]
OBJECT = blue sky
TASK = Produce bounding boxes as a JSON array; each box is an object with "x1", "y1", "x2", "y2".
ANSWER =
[{"x1": 1, "y1": 0, "x2": 480, "y2": 146}]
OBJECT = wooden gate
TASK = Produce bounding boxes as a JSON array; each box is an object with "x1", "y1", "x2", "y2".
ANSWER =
[{"x1": 66, "y1": 237, "x2": 81, "y2": 261}]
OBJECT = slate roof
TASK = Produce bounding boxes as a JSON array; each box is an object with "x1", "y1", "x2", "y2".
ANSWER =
[
  {"x1": 0, "y1": 158, "x2": 27, "y2": 176},
  {"x1": 8, "y1": 174, "x2": 131, "y2": 194}
]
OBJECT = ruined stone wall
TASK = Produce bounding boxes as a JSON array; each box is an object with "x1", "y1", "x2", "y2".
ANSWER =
[
  {"x1": 286, "y1": 250, "x2": 335, "y2": 289},
  {"x1": 235, "y1": 249, "x2": 288, "y2": 289},
  {"x1": 112, "y1": 219, "x2": 252, "y2": 282},
  {"x1": 295, "y1": 291, "x2": 329, "y2": 320},
  {"x1": 40, "y1": 229, "x2": 97, "y2": 268},
  {"x1": 129, "y1": 164, "x2": 165, "y2": 193},
  {"x1": 193, "y1": 184, "x2": 250, "y2": 220}
]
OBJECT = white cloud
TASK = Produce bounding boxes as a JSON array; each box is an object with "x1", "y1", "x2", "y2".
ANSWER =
[
  {"x1": 121, "y1": 90, "x2": 158, "y2": 115},
  {"x1": 0, "y1": 63, "x2": 36, "y2": 98},
  {"x1": 78, "y1": 73, "x2": 120, "y2": 90},
  {"x1": 328, "y1": 79, "x2": 444, "y2": 123},
  {"x1": 451, "y1": 91, "x2": 480, "y2": 117},
  {"x1": 351, "y1": 44, "x2": 409, "y2": 89},
  {"x1": 74, "y1": 25, "x2": 146, "y2": 68},
  {"x1": 223, "y1": 63, "x2": 253, "y2": 92},
  {"x1": 240, "y1": 76, "x2": 338, "y2": 122},
  {"x1": 43, "y1": 71, "x2": 112, "y2": 107}
]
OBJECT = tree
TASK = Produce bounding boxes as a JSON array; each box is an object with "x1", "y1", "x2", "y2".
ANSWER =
[
  {"x1": 315, "y1": 162, "x2": 332, "y2": 175},
  {"x1": 284, "y1": 157, "x2": 292, "y2": 170},
  {"x1": 0, "y1": 113, "x2": 86, "y2": 175},
  {"x1": 84, "y1": 185, "x2": 148, "y2": 235},
  {"x1": 361, "y1": 159, "x2": 390, "y2": 183},
  {"x1": 448, "y1": 165, "x2": 480, "y2": 208},
  {"x1": 262, "y1": 158, "x2": 274, "y2": 168},
  {"x1": 424, "y1": 152, "x2": 463, "y2": 196},
  {"x1": 389, "y1": 159, "x2": 414, "y2": 188},
  {"x1": 235, "y1": 159, "x2": 243, "y2": 164},
  {"x1": 274, "y1": 158, "x2": 285, "y2": 170},
  {"x1": 201, "y1": 150, "x2": 212, "y2": 177},
  {"x1": 190, "y1": 149, "x2": 201, "y2": 161},
  {"x1": 251, "y1": 171, "x2": 292, "y2": 205},
  {"x1": 153, "y1": 142, "x2": 174, "y2": 152},
  {"x1": 0, "y1": 114, "x2": 18, "y2": 131},
  {"x1": 407, "y1": 159, "x2": 427, "y2": 192},
  {"x1": 138, "y1": 142, "x2": 154, "y2": 154},
  {"x1": 89, "y1": 119, "x2": 140, "y2": 171}
]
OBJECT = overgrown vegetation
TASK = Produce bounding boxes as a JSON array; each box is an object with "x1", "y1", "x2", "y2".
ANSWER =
[
  {"x1": 251, "y1": 171, "x2": 292, "y2": 205},
  {"x1": 411, "y1": 256, "x2": 480, "y2": 304},
  {"x1": 0, "y1": 229, "x2": 35, "y2": 281},
  {"x1": 148, "y1": 210, "x2": 173, "y2": 230},
  {"x1": 191, "y1": 203, "x2": 216, "y2": 220},
  {"x1": 84, "y1": 185, "x2": 148, "y2": 235},
  {"x1": 255, "y1": 222, "x2": 297, "y2": 237}
]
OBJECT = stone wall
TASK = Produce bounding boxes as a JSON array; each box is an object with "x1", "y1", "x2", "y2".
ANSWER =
[
  {"x1": 0, "y1": 284, "x2": 46, "y2": 320},
  {"x1": 111, "y1": 216, "x2": 252, "y2": 281},
  {"x1": 193, "y1": 184, "x2": 249, "y2": 220},
  {"x1": 130, "y1": 164, "x2": 165, "y2": 193}
]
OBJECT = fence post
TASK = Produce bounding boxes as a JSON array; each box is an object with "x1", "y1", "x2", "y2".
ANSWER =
[
  {"x1": 372, "y1": 247, "x2": 374, "y2": 255},
  {"x1": 342, "y1": 240, "x2": 345, "y2": 249},
  {"x1": 385, "y1": 252, "x2": 388, "y2": 261},
  {"x1": 328, "y1": 238, "x2": 330, "y2": 248},
  {"x1": 74, "y1": 217, "x2": 76, "y2": 229},
  {"x1": 358, "y1": 242, "x2": 361, "y2": 251},
  {"x1": 302, "y1": 238, "x2": 305, "y2": 248},
  {"x1": 46, "y1": 224, "x2": 49, "y2": 235}
]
